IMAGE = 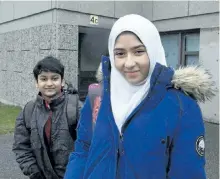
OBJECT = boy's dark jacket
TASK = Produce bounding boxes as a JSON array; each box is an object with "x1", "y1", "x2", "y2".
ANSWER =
[{"x1": 12, "y1": 91, "x2": 82, "y2": 179}]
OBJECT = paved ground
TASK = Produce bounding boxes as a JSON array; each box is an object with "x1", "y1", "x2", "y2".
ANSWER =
[
  {"x1": 205, "y1": 122, "x2": 219, "y2": 179},
  {"x1": 0, "y1": 122, "x2": 218, "y2": 179},
  {"x1": 0, "y1": 133, "x2": 28, "y2": 179}
]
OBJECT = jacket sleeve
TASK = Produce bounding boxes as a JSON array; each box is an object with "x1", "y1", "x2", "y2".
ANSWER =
[
  {"x1": 12, "y1": 110, "x2": 44, "y2": 179},
  {"x1": 64, "y1": 96, "x2": 93, "y2": 179},
  {"x1": 168, "y1": 99, "x2": 206, "y2": 179}
]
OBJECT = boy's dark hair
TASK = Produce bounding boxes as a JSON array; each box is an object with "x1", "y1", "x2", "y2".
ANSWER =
[{"x1": 33, "y1": 56, "x2": 65, "y2": 80}]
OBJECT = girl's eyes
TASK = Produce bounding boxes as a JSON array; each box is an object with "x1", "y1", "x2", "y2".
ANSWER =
[
  {"x1": 115, "y1": 52, "x2": 125, "y2": 55},
  {"x1": 135, "y1": 50, "x2": 145, "y2": 55},
  {"x1": 114, "y1": 51, "x2": 126, "y2": 57},
  {"x1": 114, "y1": 49, "x2": 146, "y2": 57}
]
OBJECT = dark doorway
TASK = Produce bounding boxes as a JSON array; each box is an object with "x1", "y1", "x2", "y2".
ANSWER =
[{"x1": 78, "y1": 26, "x2": 110, "y2": 101}]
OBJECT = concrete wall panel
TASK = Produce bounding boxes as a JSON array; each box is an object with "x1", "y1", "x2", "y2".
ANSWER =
[
  {"x1": 13, "y1": 1, "x2": 52, "y2": 19},
  {"x1": 58, "y1": 50, "x2": 78, "y2": 87},
  {"x1": 57, "y1": 24, "x2": 78, "y2": 50},
  {"x1": 57, "y1": 10, "x2": 115, "y2": 29},
  {"x1": 0, "y1": 11, "x2": 54, "y2": 34},
  {"x1": 114, "y1": 1, "x2": 143, "y2": 18},
  {"x1": 154, "y1": 13, "x2": 219, "y2": 32},
  {"x1": 153, "y1": 1, "x2": 188, "y2": 20},
  {"x1": 189, "y1": 1, "x2": 219, "y2": 16},
  {"x1": 199, "y1": 28, "x2": 219, "y2": 123},
  {"x1": 142, "y1": 1, "x2": 153, "y2": 20},
  {"x1": 57, "y1": 1, "x2": 114, "y2": 17},
  {"x1": 0, "y1": 1, "x2": 14, "y2": 23}
]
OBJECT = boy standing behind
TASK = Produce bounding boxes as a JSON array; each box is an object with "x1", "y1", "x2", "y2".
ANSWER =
[{"x1": 13, "y1": 56, "x2": 81, "y2": 179}]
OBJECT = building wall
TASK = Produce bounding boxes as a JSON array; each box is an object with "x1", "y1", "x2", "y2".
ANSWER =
[
  {"x1": 0, "y1": 1, "x2": 54, "y2": 24},
  {"x1": 0, "y1": 24, "x2": 78, "y2": 106},
  {"x1": 199, "y1": 27, "x2": 219, "y2": 123},
  {"x1": 0, "y1": 1, "x2": 218, "y2": 27}
]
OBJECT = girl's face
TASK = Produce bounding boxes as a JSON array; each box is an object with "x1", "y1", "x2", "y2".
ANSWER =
[{"x1": 114, "y1": 32, "x2": 150, "y2": 85}]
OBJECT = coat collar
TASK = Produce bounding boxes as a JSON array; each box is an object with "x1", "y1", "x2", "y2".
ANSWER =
[{"x1": 35, "y1": 92, "x2": 65, "y2": 110}]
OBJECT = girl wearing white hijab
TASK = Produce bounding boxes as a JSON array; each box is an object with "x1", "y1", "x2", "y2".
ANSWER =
[
  {"x1": 65, "y1": 14, "x2": 215, "y2": 179},
  {"x1": 109, "y1": 14, "x2": 167, "y2": 133}
]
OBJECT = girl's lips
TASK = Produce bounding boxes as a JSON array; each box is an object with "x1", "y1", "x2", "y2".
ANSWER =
[
  {"x1": 125, "y1": 71, "x2": 139, "y2": 78},
  {"x1": 125, "y1": 71, "x2": 139, "y2": 73}
]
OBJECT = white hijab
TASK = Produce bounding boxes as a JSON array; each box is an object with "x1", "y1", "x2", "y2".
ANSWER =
[{"x1": 108, "y1": 14, "x2": 167, "y2": 133}]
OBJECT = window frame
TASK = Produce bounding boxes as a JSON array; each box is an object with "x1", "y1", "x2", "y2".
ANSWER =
[{"x1": 160, "y1": 29, "x2": 200, "y2": 68}]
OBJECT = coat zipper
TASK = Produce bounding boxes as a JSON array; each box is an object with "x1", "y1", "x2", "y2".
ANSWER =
[{"x1": 120, "y1": 66, "x2": 164, "y2": 135}]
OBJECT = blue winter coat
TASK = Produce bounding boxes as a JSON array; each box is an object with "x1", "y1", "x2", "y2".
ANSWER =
[{"x1": 65, "y1": 56, "x2": 207, "y2": 179}]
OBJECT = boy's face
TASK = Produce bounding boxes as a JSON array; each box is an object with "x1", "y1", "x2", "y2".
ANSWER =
[{"x1": 36, "y1": 71, "x2": 64, "y2": 99}]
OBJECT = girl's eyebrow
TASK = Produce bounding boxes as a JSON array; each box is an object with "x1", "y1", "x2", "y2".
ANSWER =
[
  {"x1": 131, "y1": 45, "x2": 146, "y2": 50},
  {"x1": 114, "y1": 48, "x2": 125, "y2": 51},
  {"x1": 114, "y1": 45, "x2": 145, "y2": 51}
]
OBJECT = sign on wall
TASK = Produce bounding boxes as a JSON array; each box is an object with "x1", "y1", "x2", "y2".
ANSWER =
[{"x1": 90, "y1": 15, "x2": 99, "y2": 25}]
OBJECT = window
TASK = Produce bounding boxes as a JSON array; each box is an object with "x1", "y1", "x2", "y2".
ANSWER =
[
  {"x1": 161, "y1": 33, "x2": 180, "y2": 69},
  {"x1": 161, "y1": 30, "x2": 200, "y2": 69},
  {"x1": 183, "y1": 33, "x2": 200, "y2": 66}
]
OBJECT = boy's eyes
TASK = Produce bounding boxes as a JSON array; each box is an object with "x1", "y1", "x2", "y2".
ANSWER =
[
  {"x1": 52, "y1": 77, "x2": 59, "y2": 81},
  {"x1": 40, "y1": 78, "x2": 46, "y2": 81}
]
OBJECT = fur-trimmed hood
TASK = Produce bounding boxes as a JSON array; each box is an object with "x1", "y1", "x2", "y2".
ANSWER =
[{"x1": 95, "y1": 64, "x2": 217, "y2": 103}]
